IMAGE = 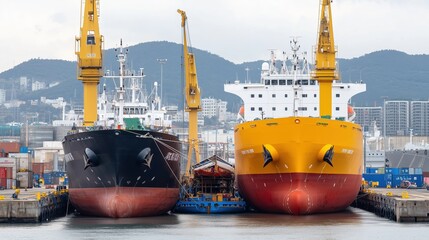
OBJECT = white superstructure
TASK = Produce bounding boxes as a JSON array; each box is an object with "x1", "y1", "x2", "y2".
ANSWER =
[
  {"x1": 97, "y1": 40, "x2": 172, "y2": 130},
  {"x1": 224, "y1": 39, "x2": 366, "y2": 122}
]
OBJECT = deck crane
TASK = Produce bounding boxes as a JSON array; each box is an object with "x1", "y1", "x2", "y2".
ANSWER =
[
  {"x1": 178, "y1": 9, "x2": 201, "y2": 177},
  {"x1": 75, "y1": 0, "x2": 103, "y2": 126},
  {"x1": 312, "y1": 0, "x2": 338, "y2": 119}
]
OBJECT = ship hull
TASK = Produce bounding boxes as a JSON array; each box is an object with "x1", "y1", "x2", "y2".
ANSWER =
[
  {"x1": 69, "y1": 187, "x2": 178, "y2": 217},
  {"x1": 237, "y1": 173, "x2": 361, "y2": 214},
  {"x1": 62, "y1": 129, "x2": 181, "y2": 218},
  {"x1": 234, "y1": 117, "x2": 363, "y2": 215}
]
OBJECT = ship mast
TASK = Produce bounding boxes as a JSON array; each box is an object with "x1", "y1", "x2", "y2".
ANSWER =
[
  {"x1": 115, "y1": 40, "x2": 127, "y2": 129},
  {"x1": 178, "y1": 9, "x2": 202, "y2": 177},
  {"x1": 103, "y1": 40, "x2": 145, "y2": 129},
  {"x1": 312, "y1": 0, "x2": 338, "y2": 118},
  {"x1": 75, "y1": 0, "x2": 103, "y2": 126}
]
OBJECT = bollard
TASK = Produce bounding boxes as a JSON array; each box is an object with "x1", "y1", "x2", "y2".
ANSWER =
[{"x1": 401, "y1": 191, "x2": 409, "y2": 199}]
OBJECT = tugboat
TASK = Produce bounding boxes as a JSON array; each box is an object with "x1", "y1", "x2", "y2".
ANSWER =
[
  {"x1": 174, "y1": 9, "x2": 246, "y2": 214},
  {"x1": 174, "y1": 155, "x2": 246, "y2": 214}
]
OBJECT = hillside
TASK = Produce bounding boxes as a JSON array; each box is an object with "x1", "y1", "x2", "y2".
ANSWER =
[{"x1": 1, "y1": 41, "x2": 429, "y2": 113}]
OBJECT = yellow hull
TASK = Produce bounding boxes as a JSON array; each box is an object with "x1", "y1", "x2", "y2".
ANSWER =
[{"x1": 234, "y1": 117, "x2": 363, "y2": 214}]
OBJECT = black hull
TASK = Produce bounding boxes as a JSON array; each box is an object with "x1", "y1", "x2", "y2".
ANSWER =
[{"x1": 62, "y1": 129, "x2": 181, "y2": 217}]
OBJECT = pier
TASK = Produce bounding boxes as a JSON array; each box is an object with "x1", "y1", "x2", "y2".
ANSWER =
[
  {"x1": 352, "y1": 188, "x2": 429, "y2": 222},
  {"x1": 0, "y1": 187, "x2": 70, "y2": 223}
]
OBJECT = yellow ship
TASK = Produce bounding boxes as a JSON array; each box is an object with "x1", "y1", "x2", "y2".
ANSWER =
[{"x1": 224, "y1": 1, "x2": 366, "y2": 214}]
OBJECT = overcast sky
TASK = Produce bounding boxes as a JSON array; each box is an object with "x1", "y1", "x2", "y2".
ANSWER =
[{"x1": 1, "y1": 0, "x2": 428, "y2": 72}]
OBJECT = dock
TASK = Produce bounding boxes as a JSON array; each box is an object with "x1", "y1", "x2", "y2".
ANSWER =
[
  {"x1": 352, "y1": 188, "x2": 429, "y2": 222},
  {"x1": 0, "y1": 187, "x2": 70, "y2": 223}
]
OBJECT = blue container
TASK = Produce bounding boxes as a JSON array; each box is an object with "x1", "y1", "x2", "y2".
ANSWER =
[
  {"x1": 366, "y1": 167, "x2": 378, "y2": 174},
  {"x1": 386, "y1": 180, "x2": 393, "y2": 187},
  {"x1": 51, "y1": 171, "x2": 66, "y2": 178},
  {"x1": 43, "y1": 173, "x2": 52, "y2": 179},
  {"x1": 385, "y1": 173, "x2": 392, "y2": 180},
  {"x1": 362, "y1": 173, "x2": 387, "y2": 187},
  {"x1": 385, "y1": 168, "x2": 400, "y2": 174},
  {"x1": 43, "y1": 177, "x2": 53, "y2": 185},
  {"x1": 392, "y1": 174, "x2": 424, "y2": 188},
  {"x1": 63, "y1": 177, "x2": 69, "y2": 186},
  {"x1": 20, "y1": 146, "x2": 29, "y2": 153},
  {"x1": 415, "y1": 168, "x2": 423, "y2": 175}
]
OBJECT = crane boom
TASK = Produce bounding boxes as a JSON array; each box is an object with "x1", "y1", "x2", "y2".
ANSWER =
[
  {"x1": 75, "y1": 0, "x2": 103, "y2": 126},
  {"x1": 312, "y1": 0, "x2": 338, "y2": 118},
  {"x1": 178, "y1": 9, "x2": 201, "y2": 177}
]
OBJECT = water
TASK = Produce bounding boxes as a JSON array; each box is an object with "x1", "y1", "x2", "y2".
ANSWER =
[{"x1": 1, "y1": 207, "x2": 427, "y2": 240}]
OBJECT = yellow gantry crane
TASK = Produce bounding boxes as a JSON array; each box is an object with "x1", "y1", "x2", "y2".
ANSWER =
[
  {"x1": 178, "y1": 9, "x2": 201, "y2": 177},
  {"x1": 312, "y1": 0, "x2": 338, "y2": 118},
  {"x1": 75, "y1": 0, "x2": 103, "y2": 126}
]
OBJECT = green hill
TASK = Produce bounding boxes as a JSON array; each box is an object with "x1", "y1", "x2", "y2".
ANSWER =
[{"x1": 1, "y1": 42, "x2": 429, "y2": 114}]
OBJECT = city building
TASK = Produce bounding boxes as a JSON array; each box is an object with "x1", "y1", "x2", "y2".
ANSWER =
[
  {"x1": 31, "y1": 81, "x2": 46, "y2": 91},
  {"x1": 201, "y1": 98, "x2": 227, "y2": 122},
  {"x1": 384, "y1": 101, "x2": 409, "y2": 136},
  {"x1": 19, "y1": 76, "x2": 29, "y2": 91},
  {"x1": 354, "y1": 106, "x2": 383, "y2": 133},
  {"x1": 410, "y1": 101, "x2": 429, "y2": 136}
]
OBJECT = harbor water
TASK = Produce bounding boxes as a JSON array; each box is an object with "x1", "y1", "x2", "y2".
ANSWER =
[{"x1": 1, "y1": 207, "x2": 427, "y2": 240}]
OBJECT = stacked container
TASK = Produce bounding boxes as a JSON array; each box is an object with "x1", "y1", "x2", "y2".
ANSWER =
[{"x1": 363, "y1": 167, "x2": 424, "y2": 188}]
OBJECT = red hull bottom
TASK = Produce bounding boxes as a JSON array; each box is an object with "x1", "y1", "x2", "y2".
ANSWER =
[
  {"x1": 69, "y1": 187, "x2": 179, "y2": 218},
  {"x1": 237, "y1": 173, "x2": 361, "y2": 215}
]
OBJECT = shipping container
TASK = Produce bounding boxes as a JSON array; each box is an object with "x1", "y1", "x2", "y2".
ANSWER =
[
  {"x1": 7, "y1": 179, "x2": 16, "y2": 189},
  {"x1": 0, "y1": 178, "x2": 6, "y2": 188},
  {"x1": 43, "y1": 177, "x2": 52, "y2": 185},
  {"x1": 0, "y1": 167, "x2": 6, "y2": 178},
  {"x1": 392, "y1": 174, "x2": 424, "y2": 188},
  {"x1": 44, "y1": 171, "x2": 66, "y2": 178},
  {"x1": 0, "y1": 142, "x2": 20, "y2": 155},
  {"x1": 43, "y1": 161, "x2": 54, "y2": 172},
  {"x1": 51, "y1": 171, "x2": 66, "y2": 178},
  {"x1": 362, "y1": 174, "x2": 389, "y2": 188},
  {"x1": 366, "y1": 167, "x2": 378, "y2": 174},
  {"x1": 385, "y1": 167, "x2": 400, "y2": 174},
  {"x1": 52, "y1": 177, "x2": 60, "y2": 185},
  {"x1": 16, "y1": 172, "x2": 34, "y2": 188},
  {"x1": 63, "y1": 177, "x2": 69, "y2": 186},
  {"x1": 0, "y1": 125, "x2": 20, "y2": 137},
  {"x1": 20, "y1": 146, "x2": 29, "y2": 153},
  {"x1": 6, "y1": 167, "x2": 13, "y2": 179},
  {"x1": 32, "y1": 162, "x2": 45, "y2": 175},
  {"x1": 0, "y1": 167, "x2": 14, "y2": 179}
]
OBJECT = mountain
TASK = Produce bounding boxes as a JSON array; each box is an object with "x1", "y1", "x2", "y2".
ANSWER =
[
  {"x1": 1, "y1": 41, "x2": 429, "y2": 113},
  {"x1": 337, "y1": 50, "x2": 429, "y2": 106}
]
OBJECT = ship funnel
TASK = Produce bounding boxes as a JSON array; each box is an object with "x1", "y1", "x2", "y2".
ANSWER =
[
  {"x1": 317, "y1": 144, "x2": 334, "y2": 167},
  {"x1": 262, "y1": 144, "x2": 279, "y2": 167},
  {"x1": 84, "y1": 148, "x2": 99, "y2": 170}
]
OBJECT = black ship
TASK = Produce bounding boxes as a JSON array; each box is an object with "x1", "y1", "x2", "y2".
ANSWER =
[
  {"x1": 63, "y1": 37, "x2": 181, "y2": 217},
  {"x1": 63, "y1": 129, "x2": 181, "y2": 217}
]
